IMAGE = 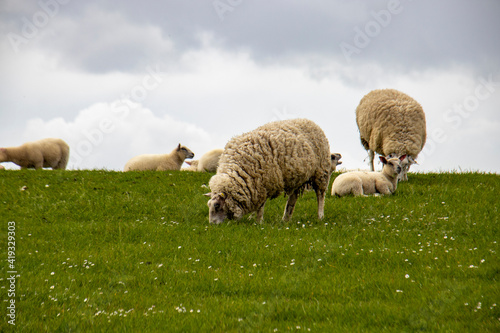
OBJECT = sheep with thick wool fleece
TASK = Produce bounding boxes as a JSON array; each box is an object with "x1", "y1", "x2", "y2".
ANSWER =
[
  {"x1": 206, "y1": 118, "x2": 331, "y2": 224},
  {"x1": 331, "y1": 155, "x2": 406, "y2": 197},
  {"x1": 124, "y1": 144, "x2": 194, "y2": 171},
  {"x1": 0, "y1": 138, "x2": 69, "y2": 170},
  {"x1": 185, "y1": 148, "x2": 223, "y2": 172},
  {"x1": 356, "y1": 89, "x2": 426, "y2": 181}
]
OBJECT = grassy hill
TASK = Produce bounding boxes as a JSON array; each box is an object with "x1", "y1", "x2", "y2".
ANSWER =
[{"x1": 1, "y1": 170, "x2": 499, "y2": 332}]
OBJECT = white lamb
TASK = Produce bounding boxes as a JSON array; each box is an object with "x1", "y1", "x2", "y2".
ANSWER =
[
  {"x1": 356, "y1": 89, "x2": 426, "y2": 181},
  {"x1": 205, "y1": 118, "x2": 331, "y2": 224},
  {"x1": 185, "y1": 148, "x2": 223, "y2": 172},
  {"x1": 124, "y1": 144, "x2": 194, "y2": 171},
  {"x1": 0, "y1": 138, "x2": 70, "y2": 170},
  {"x1": 331, "y1": 155, "x2": 406, "y2": 197}
]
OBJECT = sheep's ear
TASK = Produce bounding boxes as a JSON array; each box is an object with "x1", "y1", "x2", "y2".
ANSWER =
[
  {"x1": 379, "y1": 156, "x2": 388, "y2": 164},
  {"x1": 399, "y1": 154, "x2": 407, "y2": 161},
  {"x1": 177, "y1": 143, "x2": 181, "y2": 151},
  {"x1": 204, "y1": 192, "x2": 213, "y2": 198},
  {"x1": 186, "y1": 161, "x2": 192, "y2": 166}
]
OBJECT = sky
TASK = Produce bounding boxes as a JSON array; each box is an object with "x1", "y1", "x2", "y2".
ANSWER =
[{"x1": 1, "y1": 0, "x2": 499, "y2": 173}]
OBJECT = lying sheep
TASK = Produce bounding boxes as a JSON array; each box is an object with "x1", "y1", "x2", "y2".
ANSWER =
[
  {"x1": 124, "y1": 144, "x2": 194, "y2": 171},
  {"x1": 0, "y1": 138, "x2": 70, "y2": 170},
  {"x1": 205, "y1": 118, "x2": 331, "y2": 224},
  {"x1": 356, "y1": 89, "x2": 426, "y2": 181},
  {"x1": 185, "y1": 148, "x2": 223, "y2": 172},
  {"x1": 331, "y1": 155, "x2": 406, "y2": 197}
]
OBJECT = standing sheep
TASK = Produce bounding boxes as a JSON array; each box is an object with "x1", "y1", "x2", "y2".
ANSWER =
[
  {"x1": 205, "y1": 118, "x2": 331, "y2": 224},
  {"x1": 0, "y1": 138, "x2": 69, "y2": 170},
  {"x1": 185, "y1": 148, "x2": 223, "y2": 172},
  {"x1": 124, "y1": 144, "x2": 194, "y2": 171},
  {"x1": 356, "y1": 89, "x2": 426, "y2": 181},
  {"x1": 331, "y1": 155, "x2": 406, "y2": 197}
]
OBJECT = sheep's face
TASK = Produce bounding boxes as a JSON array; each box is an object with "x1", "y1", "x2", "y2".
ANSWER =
[
  {"x1": 177, "y1": 144, "x2": 195, "y2": 160},
  {"x1": 206, "y1": 192, "x2": 232, "y2": 224},
  {"x1": 331, "y1": 153, "x2": 342, "y2": 172},
  {"x1": 387, "y1": 154, "x2": 415, "y2": 181},
  {"x1": 380, "y1": 155, "x2": 406, "y2": 178}
]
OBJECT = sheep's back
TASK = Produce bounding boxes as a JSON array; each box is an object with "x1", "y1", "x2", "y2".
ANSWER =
[
  {"x1": 356, "y1": 89, "x2": 426, "y2": 157},
  {"x1": 218, "y1": 119, "x2": 330, "y2": 197}
]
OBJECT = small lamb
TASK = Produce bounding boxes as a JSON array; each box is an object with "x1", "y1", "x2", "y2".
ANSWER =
[
  {"x1": 0, "y1": 138, "x2": 70, "y2": 170},
  {"x1": 185, "y1": 148, "x2": 223, "y2": 172},
  {"x1": 331, "y1": 155, "x2": 406, "y2": 197},
  {"x1": 124, "y1": 144, "x2": 194, "y2": 171}
]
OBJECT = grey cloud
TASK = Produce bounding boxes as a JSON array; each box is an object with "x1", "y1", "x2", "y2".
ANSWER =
[{"x1": 3, "y1": 0, "x2": 498, "y2": 75}]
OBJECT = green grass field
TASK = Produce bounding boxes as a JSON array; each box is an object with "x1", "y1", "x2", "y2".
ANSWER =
[{"x1": 1, "y1": 170, "x2": 499, "y2": 332}]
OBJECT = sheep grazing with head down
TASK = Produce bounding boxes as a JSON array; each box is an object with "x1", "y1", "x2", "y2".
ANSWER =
[
  {"x1": 185, "y1": 148, "x2": 223, "y2": 172},
  {"x1": 0, "y1": 138, "x2": 70, "y2": 170},
  {"x1": 124, "y1": 144, "x2": 194, "y2": 171},
  {"x1": 205, "y1": 118, "x2": 331, "y2": 224},
  {"x1": 331, "y1": 155, "x2": 406, "y2": 197},
  {"x1": 356, "y1": 89, "x2": 426, "y2": 181}
]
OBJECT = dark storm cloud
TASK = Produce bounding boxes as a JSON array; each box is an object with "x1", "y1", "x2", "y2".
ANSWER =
[{"x1": 3, "y1": 0, "x2": 498, "y2": 74}]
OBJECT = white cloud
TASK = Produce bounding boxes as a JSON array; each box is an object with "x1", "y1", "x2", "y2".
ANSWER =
[{"x1": 16, "y1": 101, "x2": 212, "y2": 170}]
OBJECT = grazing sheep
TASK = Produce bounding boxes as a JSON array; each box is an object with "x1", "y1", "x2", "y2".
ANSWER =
[
  {"x1": 331, "y1": 155, "x2": 406, "y2": 197},
  {"x1": 205, "y1": 118, "x2": 331, "y2": 224},
  {"x1": 356, "y1": 89, "x2": 426, "y2": 181},
  {"x1": 124, "y1": 144, "x2": 194, "y2": 171},
  {"x1": 0, "y1": 138, "x2": 70, "y2": 170},
  {"x1": 185, "y1": 148, "x2": 223, "y2": 172}
]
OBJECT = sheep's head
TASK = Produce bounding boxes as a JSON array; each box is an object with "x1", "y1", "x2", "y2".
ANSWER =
[
  {"x1": 205, "y1": 192, "x2": 235, "y2": 224},
  {"x1": 380, "y1": 154, "x2": 406, "y2": 179},
  {"x1": 387, "y1": 153, "x2": 415, "y2": 181},
  {"x1": 177, "y1": 144, "x2": 195, "y2": 160},
  {"x1": 331, "y1": 153, "x2": 342, "y2": 172}
]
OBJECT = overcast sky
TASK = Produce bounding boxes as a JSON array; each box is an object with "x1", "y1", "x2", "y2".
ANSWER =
[{"x1": 1, "y1": 0, "x2": 499, "y2": 173}]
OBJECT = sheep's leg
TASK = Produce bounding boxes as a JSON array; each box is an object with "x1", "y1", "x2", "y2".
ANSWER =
[
  {"x1": 316, "y1": 189, "x2": 326, "y2": 220},
  {"x1": 283, "y1": 190, "x2": 299, "y2": 222},
  {"x1": 368, "y1": 150, "x2": 375, "y2": 171},
  {"x1": 256, "y1": 200, "x2": 266, "y2": 223}
]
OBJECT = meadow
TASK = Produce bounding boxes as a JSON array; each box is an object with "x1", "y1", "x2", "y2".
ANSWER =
[{"x1": 0, "y1": 170, "x2": 499, "y2": 332}]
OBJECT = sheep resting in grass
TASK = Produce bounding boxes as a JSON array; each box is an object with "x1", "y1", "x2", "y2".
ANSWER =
[
  {"x1": 0, "y1": 138, "x2": 69, "y2": 170},
  {"x1": 205, "y1": 118, "x2": 331, "y2": 224},
  {"x1": 185, "y1": 148, "x2": 223, "y2": 172},
  {"x1": 124, "y1": 144, "x2": 194, "y2": 171},
  {"x1": 331, "y1": 155, "x2": 406, "y2": 197},
  {"x1": 356, "y1": 89, "x2": 426, "y2": 181}
]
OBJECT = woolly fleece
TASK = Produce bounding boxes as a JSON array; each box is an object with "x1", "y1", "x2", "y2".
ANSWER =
[
  {"x1": 356, "y1": 89, "x2": 426, "y2": 175},
  {"x1": 124, "y1": 144, "x2": 194, "y2": 171},
  {"x1": 0, "y1": 138, "x2": 69, "y2": 170},
  {"x1": 208, "y1": 118, "x2": 331, "y2": 223}
]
